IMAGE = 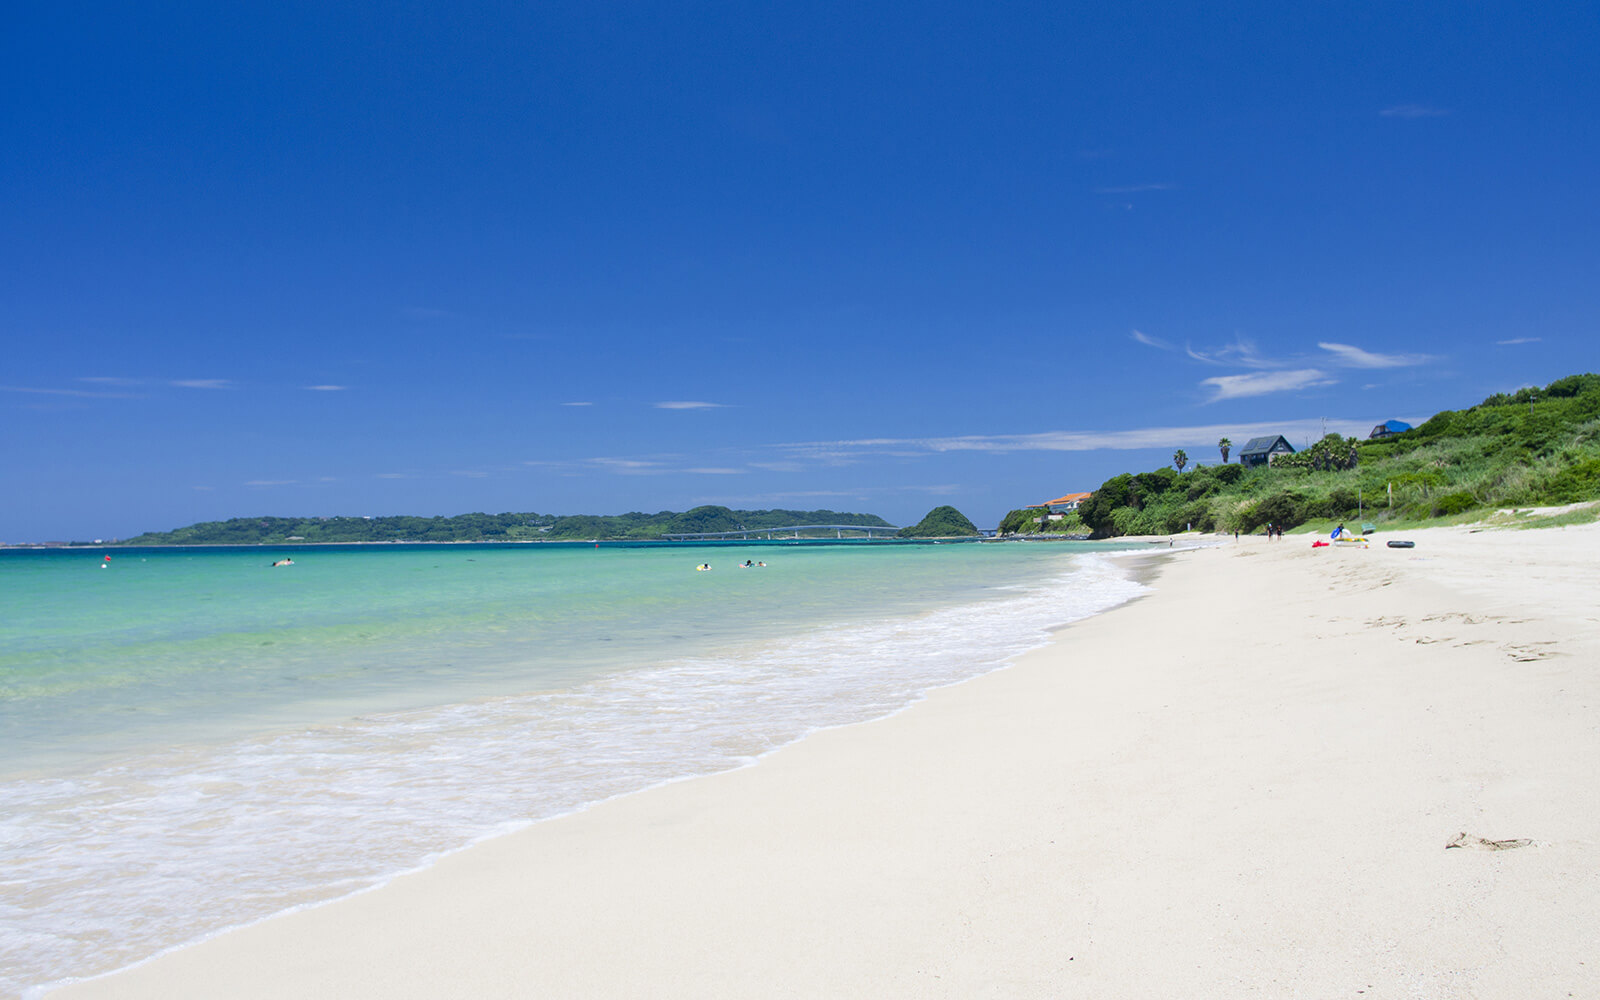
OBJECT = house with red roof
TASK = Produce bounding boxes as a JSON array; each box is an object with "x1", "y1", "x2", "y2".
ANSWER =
[{"x1": 1038, "y1": 492, "x2": 1092, "y2": 512}]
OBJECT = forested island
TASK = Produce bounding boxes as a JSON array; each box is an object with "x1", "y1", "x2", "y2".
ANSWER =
[
  {"x1": 897, "y1": 505, "x2": 979, "y2": 538},
  {"x1": 1001, "y1": 372, "x2": 1600, "y2": 538},
  {"x1": 119, "y1": 506, "x2": 896, "y2": 546}
]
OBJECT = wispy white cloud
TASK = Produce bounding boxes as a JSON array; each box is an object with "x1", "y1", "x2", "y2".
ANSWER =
[
  {"x1": 1095, "y1": 183, "x2": 1175, "y2": 194},
  {"x1": 1317, "y1": 342, "x2": 1434, "y2": 369},
  {"x1": 774, "y1": 444, "x2": 928, "y2": 467},
  {"x1": 244, "y1": 479, "x2": 296, "y2": 487},
  {"x1": 2, "y1": 385, "x2": 141, "y2": 398},
  {"x1": 1381, "y1": 104, "x2": 1450, "y2": 118},
  {"x1": 1186, "y1": 338, "x2": 1280, "y2": 369},
  {"x1": 1496, "y1": 337, "x2": 1541, "y2": 346},
  {"x1": 1130, "y1": 329, "x2": 1172, "y2": 350},
  {"x1": 560, "y1": 401, "x2": 593, "y2": 407},
  {"x1": 1181, "y1": 340, "x2": 1432, "y2": 384},
  {"x1": 655, "y1": 401, "x2": 728, "y2": 410},
  {"x1": 525, "y1": 452, "x2": 748, "y2": 478},
  {"x1": 778, "y1": 489, "x2": 864, "y2": 498},
  {"x1": 709, "y1": 489, "x2": 866, "y2": 507},
  {"x1": 587, "y1": 457, "x2": 666, "y2": 475},
  {"x1": 1202, "y1": 369, "x2": 1335, "y2": 401},
  {"x1": 78, "y1": 376, "x2": 145, "y2": 386},
  {"x1": 375, "y1": 472, "x2": 409, "y2": 479},
  {"x1": 707, "y1": 484, "x2": 963, "y2": 512},
  {"x1": 171, "y1": 379, "x2": 232, "y2": 390},
  {"x1": 776, "y1": 417, "x2": 1383, "y2": 459},
  {"x1": 303, "y1": 384, "x2": 347, "y2": 391}
]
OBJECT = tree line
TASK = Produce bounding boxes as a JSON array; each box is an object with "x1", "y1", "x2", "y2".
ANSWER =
[{"x1": 120, "y1": 506, "x2": 894, "y2": 545}]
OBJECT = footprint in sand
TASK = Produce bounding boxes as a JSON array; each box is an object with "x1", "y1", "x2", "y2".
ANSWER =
[
  {"x1": 1446, "y1": 832, "x2": 1533, "y2": 851},
  {"x1": 1500, "y1": 641, "x2": 1560, "y2": 661}
]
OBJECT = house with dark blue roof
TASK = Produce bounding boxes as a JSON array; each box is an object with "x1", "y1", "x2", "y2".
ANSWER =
[{"x1": 1238, "y1": 435, "x2": 1295, "y2": 468}]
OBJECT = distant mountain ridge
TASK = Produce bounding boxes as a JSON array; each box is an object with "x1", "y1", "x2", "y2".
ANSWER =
[{"x1": 119, "y1": 506, "x2": 895, "y2": 545}]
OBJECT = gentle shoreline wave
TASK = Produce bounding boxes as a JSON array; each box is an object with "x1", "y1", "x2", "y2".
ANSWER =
[{"x1": 7, "y1": 549, "x2": 1145, "y2": 998}]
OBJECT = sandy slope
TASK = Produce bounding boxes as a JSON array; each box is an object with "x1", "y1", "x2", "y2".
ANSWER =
[{"x1": 53, "y1": 523, "x2": 1600, "y2": 999}]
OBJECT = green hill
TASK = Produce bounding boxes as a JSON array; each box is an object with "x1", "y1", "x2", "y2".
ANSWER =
[
  {"x1": 1002, "y1": 372, "x2": 1600, "y2": 538},
  {"x1": 121, "y1": 506, "x2": 894, "y2": 545},
  {"x1": 898, "y1": 505, "x2": 979, "y2": 538}
]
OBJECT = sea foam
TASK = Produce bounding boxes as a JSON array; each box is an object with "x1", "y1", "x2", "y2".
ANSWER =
[{"x1": 5, "y1": 551, "x2": 1143, "y2": 998}]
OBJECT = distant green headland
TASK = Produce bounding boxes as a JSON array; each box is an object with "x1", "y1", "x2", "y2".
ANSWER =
[
  {"x1": 119, "y1": 506, "x2": 896, "y2": 546},
  {"x1": 897, "y1": 505, "x2": 979, "y2": 538},
  {"x1": 1002, "y1": 372, "x2": 1600, "y2": 538}
]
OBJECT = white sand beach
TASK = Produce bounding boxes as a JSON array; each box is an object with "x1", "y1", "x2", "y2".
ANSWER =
[{"x1": 54, "y1": 522, "x2": 1600, "y2": 999}]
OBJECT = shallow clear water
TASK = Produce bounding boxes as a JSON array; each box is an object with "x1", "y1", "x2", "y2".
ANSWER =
[{"x1": 0, "y1": 541, "x2": 1144, "y2": 997}]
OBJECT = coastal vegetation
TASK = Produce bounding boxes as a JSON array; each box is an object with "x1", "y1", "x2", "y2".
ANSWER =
[
  {"x1": 1003, "y1": 372, "x2": 1600, "y2": 538},
  {"x1": 996, "y1": 507, "x2": 1088, "y2": 536},
  {"x1": 120, "y1": 506, "x2": 894, "y2": 545},
  {"x1": 898, "y1": 505, "x2": 980, "y2": 538}
]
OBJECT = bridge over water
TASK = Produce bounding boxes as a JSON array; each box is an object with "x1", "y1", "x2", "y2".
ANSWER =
[{"x1": 662, "y1": 524, "x2": 903, "y2": 541}]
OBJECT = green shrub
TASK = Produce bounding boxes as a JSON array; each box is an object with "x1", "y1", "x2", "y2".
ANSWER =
[
  {"x1": 1242, "y1": 490, "x2": 1306, "y2": 532},
  {"x1": 1109, "y1": 506, "x2": 1142, "y2": 537},
  {"x1": 1543, "y1": 458, "x2": 1600, "y2": 503},
  {"x1": 997, "y1": 507, "x2": 1044, "y2": 534}
]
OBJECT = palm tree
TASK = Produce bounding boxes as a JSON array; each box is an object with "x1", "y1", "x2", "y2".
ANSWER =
[
  {"x1": 1173, "y1": 448, "x2": 1188, "y2": 473},
  {"x1": 1219, "y1": 437, "x2": 1231, "y2": 464}
]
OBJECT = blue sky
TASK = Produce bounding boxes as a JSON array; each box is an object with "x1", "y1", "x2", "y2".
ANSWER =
[{"x1": 4, "y1": 3, "x2": 1597, "y2": 541}]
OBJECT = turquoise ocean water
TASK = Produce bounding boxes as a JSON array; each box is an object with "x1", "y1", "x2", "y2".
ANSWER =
[{"x1": 0, "y1": 541, "x2": 1144, "y2": 997}]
